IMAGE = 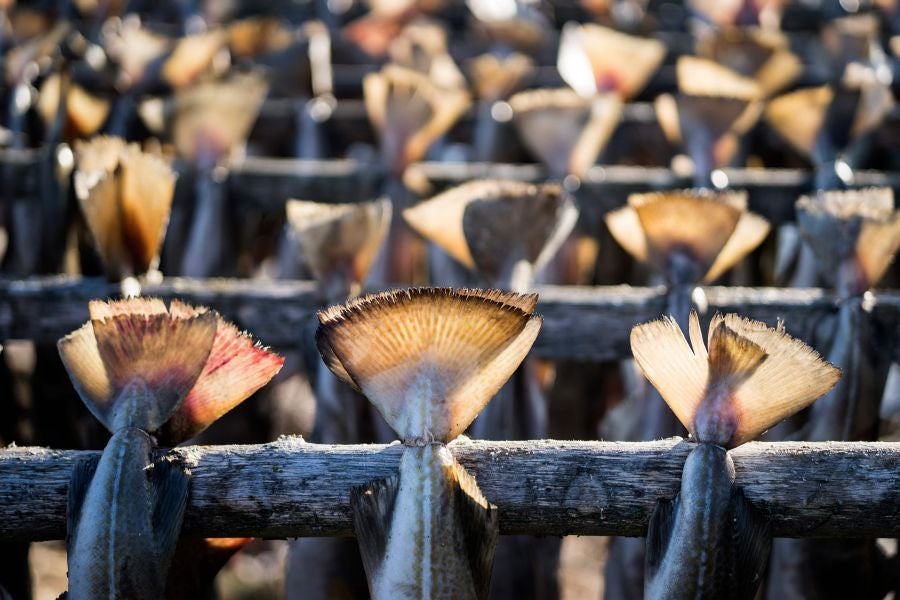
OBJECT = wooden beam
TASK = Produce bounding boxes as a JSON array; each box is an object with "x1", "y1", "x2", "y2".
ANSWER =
[
  {"x1": 1, "y1": 439, "x2": 898, "y2": 542},
  {"x1": 1, "y1": 278, "x2": 899, "y2": 361}
]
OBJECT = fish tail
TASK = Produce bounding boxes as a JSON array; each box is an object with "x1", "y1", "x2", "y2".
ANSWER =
[{"x1": 316, "y1": 288, "x2": 541, "y2": 442}]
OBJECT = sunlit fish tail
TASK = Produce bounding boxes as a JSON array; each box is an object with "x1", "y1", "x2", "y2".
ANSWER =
[
  {"x1": 316, "y1": 288, "x2": 542, "y2": 598},
  {"x1": 509, "y1": 88, "x2": 621, "y2": 179},
  {"x1": 605, "y1": 189, "x2": 769, "y2": 286},
  {"x1": 655, "y1": 57, "x2": 761, "y2": 186},
  {"x1": 58, "y1": 298, "x2": 282, "y2": 599},
  {"x1": 632, "y1": 312, "x2": 839, "y2": 599},
  {"x1": 403, "y1": 180, "x2": 577, "y2": 291},
  {"x1": 73, "y1": 136, "x2": 177, "y2": 282},
  {"x1": 285, "y1": 198, "x2": 392, "y2": 301}
]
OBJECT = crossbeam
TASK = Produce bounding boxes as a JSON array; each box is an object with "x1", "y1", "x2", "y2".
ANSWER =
[{"x1": 1, "y1": 439, "x2": 898, "y2": 542}]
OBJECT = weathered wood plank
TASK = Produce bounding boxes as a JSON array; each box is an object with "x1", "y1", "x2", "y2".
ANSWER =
[
  {"x1": 1, "y1": 278, "x2": 898, "y2": 361},
  {"x1": 1, "y1": 439, "x2": 898, "y2": 542}
]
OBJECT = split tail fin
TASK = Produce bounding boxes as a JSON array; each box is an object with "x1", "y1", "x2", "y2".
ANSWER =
[
  {"x1": 58, "y1": 298, "x2": 217, "y2": 433},
  {"x1": 316, "y1": 288, "x2": 541, "y2": 442},
  {"x1": 631, "y1": 312, "x2": 839, "y2": 447}
]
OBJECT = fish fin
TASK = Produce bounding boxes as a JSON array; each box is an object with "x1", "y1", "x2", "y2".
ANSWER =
[
  {"x1": 286, "y1": 198, "x2": 392, "y2": 295},
  {"x1": 604, "y1": 205, "x2": 649, "y2": 262},
  {"x1": 509, "y1": 88, "x2": 620, "y2": 177},
  {"x1": 764, "y1": 86, "x2": 832, "y2": 158},
  {"x1": 119, "y1": 147, "x2": 177, "y2": 274},
  {"x1": 704, "y1": 212, "x2": 770, "y2": 282},
  {"x1": 403, "y1": 183, "x2": 478, "y2": 270},
  {"x1": 630, "y1": 313, "x2": 709, "y2": 436},
  {"x1": 150, "y1": 458, "x2": 191, "y2": 564},
  {"x1": 158, "y1": 312, "x2": 284, "y2": 445},
  {"x1": 644, "y1": 496, "x2": 677, "y2": 584},
  {"x1": 317, "y1": 288, "x2": 541, "y2": 441},
  {"x1": 707, "y1": 319, "x2": 769, "y2": 386},
  {"x1": 363, "y1": 65, "x2": 470, "y2": 173},
  {"x1": 315, "y1": 327, "x2": 363, "y2": 393},
  {"x1": 66, "y1": 456, "x2": 100, "y2": 552},
  {"x1": 344, "y1": 13, "x2": 403, "y2": 57},
  {"x1": 712, "y1": 313, "x2": 840, "y2": 447},
  {"x1": 162, "y1": 30, "x2": 225, "y2": 89},
  {"x1": 630, "y1": 190, "x2": 745, "y2": 279},
  {"x1": 350, "y1": 473, "x2": 400, "y2": 584},
  {"x1": 58, "y1": 323, "x2": 113, "y2": 428},
  {"x1": 558, "y1": 23, "x2": 664, "y2": 100},
  {"x1": 85, "y1": 302, "x2": 218, "y2": 432},
  {"x1": 469, "y1": 53, "x2": 534, "y2": 102},
  {"x1": 676, "y1": 56, "x2": 760, "y2": 100},
  {"x1": 67, "y1": 85, "x2": 111, "y2": 137},
  {"x1": 451, "y1": 458, "x2": 499, "y2": 600},
  {"x1": 654, "y1": 93, "x2": 682, "y2": 144},
  {"x1": 797, "y1": 188, "x2": 900, "y2": 290},
  {"x1": 724, "y1": 487, "x2": 771, "y2": 598},
  {"x1": 461, "y1": 181, "x2": 577, "y2": 286},
  {"x1": 173, "y1": 71, "x2": 269, "y2": 166},
  {"x1": 754, "y1": 47, "x2": 802, "y2": 98}
]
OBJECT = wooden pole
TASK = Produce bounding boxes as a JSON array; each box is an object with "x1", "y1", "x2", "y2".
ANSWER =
[{"x1": 1, "y1": 438, "x2": 898, "y2": 542}]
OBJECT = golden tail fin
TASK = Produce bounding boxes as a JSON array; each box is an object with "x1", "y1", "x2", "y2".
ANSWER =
[
  {"x1": 316, "y1": 288, "x2": 541, "y2": 442},
  {"x1": 404, "y1": 180, "x2": 577, "y2": 286},
  {"x1": 364, "y1": 64, "x2": 470, "y2": 174},
  {"x1": 57, "y1": 298, "x2": 217, "y2": 433},
  {"x1": 285, "y1": 199, "x2": 392, "y2": 298},
  {"x1": 674, "y1": 57, "x2": 761, "y2": 142},
  {"x1": 764, "y1": 86, "x2": 832, "y2": 158},
  {"x1": 388, "y1": 20, "x2": 465, "y2": 91},
  {"x1": 557, "y1": 23, "x2": 665, "y2": 100},
  {"x1": 796, "y1": 188, "x2": 900, "y2": 292},
  {"x1": 103, "y1": 16, "x2": 170, "y2": 84},
  {"x1": 227, "y1": 17, "x2": 294, "y2": 58},
  {"x1": 703, "y1": 212, "x2": 770, "y2": 282},
  {"x1": 157, "y1": 300, "x2": 284, "y2": 445},
  {"x1": 631, "y1": 312, "x2": 840, "y2": 447},
  {"x1": 606, "y1": 189, "x2": 757, "y2": 282},
  {"x1": 161, "y1": 29, "x2": 226, "y2": 89},
  {"x1": 696, "y1": 28, "x2": 801, "y2": 97},
  {"x1": 468, "y1": 53, "x2": 534, "y2": 102},
  {"x1": 509, "y1": 88, "x2": 622, "y2": 177},
  {"x1": 173, "y1": 71, "x2": 269, "y2": 167},
  {"x1": 74, "y1": 136, "x2": 176, "y2": 277}
]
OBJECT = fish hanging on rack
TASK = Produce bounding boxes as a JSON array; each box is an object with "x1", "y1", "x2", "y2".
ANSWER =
[
  {"x1": 633, "y1": 311, "x2": 839, "y2": 600},
  {"x1": 654, "y1": 56, "x2": 762, "y2": 187},
  {"x1": 58, "y1": 297, "x2": 283, "y2": 599},
  {"x1": 73, "y1": 135, "x2": 176, "y2": 293},
  {"x1": 317, "y1": 287, "x2": 542, "y2": 599}
]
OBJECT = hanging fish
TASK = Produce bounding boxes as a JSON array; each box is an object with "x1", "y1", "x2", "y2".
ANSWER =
[
  {"x1": 603, "y1": 190, "x2": 770, "y2": 600},
  {"x1": 467, "y1": 52, "x2": 534, "y2": 162},
  {"x1": 765, "y1": 188, "x2": 900, "y2": 599},
  {"x1": 557, "y1": 22, "x2": 665, "y2": 101},
  {"x1": 508, "y1": 87, "x2": 622, "y2": 180},
  {"x1": 654, "y1": 57, "x2": 762, "y2": 187},
  {"x1": 58, "y1": 298, "x2": 283, "y2": 599},
  {"x1": 73, "y1": 135, "x2": 176, "y2": 289},
  {"x1": 632, "y1": 311, "x2": 840, "y2": 600},
  {"x1": 314, "y1": 287, "x2": 542, "y2": 599}
]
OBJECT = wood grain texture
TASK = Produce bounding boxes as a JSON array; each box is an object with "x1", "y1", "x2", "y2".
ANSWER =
[
  {"x1": 2, "y1": 278, "x2": 898, "y2": 362},
  {"x1": 1, "y1": 439, "x2": 898, "y2": 542}
]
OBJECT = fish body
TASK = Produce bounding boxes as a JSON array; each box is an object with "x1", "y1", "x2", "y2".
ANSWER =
[
  {"x1": 646, "y1": 444, "x2": 768, "y2": 600},
  {"x1": 365, "y1": 445, "x2": 486, "y2": 599},
  {"x1": 69, "y1": 427, "x2": 185, "y2": 600}
]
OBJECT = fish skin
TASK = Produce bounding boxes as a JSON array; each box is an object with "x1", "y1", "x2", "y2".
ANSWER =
[
  {"x1": 646, "y1": 444, "x2": 770, "y2": 600},
  {"x1": 68, "y1": 427, "x2": 188, "y2": 600},
  {"x1": 354, "y1": 445, "x2": 496, "y2": 600}
]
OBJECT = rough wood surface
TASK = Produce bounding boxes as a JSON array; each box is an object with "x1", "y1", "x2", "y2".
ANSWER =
[
  {"x1": 1, "y1": 278, "x2": 898, "y2": 362},
  {"x1": 1, "y1": 439, "x2": 898, "y2": 542}
]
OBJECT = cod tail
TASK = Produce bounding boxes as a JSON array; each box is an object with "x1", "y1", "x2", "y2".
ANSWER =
[
  {"x1": 630, "y1": 311, "x2": 840, "y2": 448},
  {"x1": 316, "y1": 287, "x2": 540, "y2": 443}
]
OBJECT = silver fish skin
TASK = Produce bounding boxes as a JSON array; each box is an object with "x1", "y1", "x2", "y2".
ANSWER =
[
  {"x1": 646, "y1": 443, "x2": 767, "y2": 600},
  {"x1": 68, "y1": 427, "x2": 169, "y2": 600},
  {"x1": 367, "y1": 445, "x2": 488, "y2": 600}
]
